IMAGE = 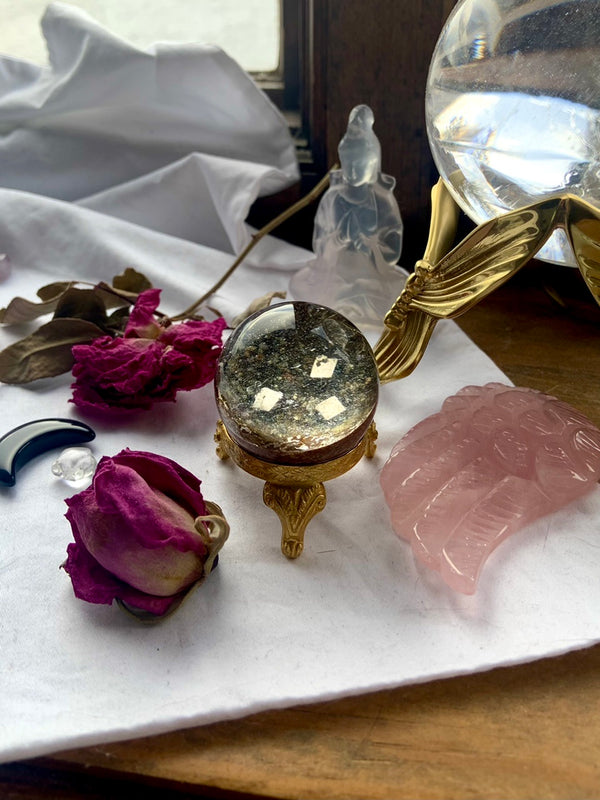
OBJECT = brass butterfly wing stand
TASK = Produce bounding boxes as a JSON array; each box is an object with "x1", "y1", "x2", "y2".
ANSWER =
[
  {"x1": 565, "y1": 195, "x2": 600, "y2": 307},
  {"x1": 374, "y1": 179, "x2": 460, "y2": 382},
  {"x1": 374, "y1": 181, "x2": 600, "y2": 383}
]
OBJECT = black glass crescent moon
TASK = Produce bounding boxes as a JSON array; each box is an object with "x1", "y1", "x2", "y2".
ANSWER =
[{"x1": 0, "y1": 418, "x2": 96, "y2": 487}]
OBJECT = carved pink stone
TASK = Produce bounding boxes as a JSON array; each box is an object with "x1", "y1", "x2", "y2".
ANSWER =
[{"x1": 380, "y1": 383, "x2": 600, "y2": 594}]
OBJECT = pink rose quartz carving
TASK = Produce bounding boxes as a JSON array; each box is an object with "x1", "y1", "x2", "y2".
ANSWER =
[{"x1": 380, "y1": 383, "x2": 600, "y2": 594}]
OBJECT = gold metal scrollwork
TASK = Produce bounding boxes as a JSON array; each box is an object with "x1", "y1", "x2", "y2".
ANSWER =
[
  {"x1": 215, "y1": 420, "x2": 377, "y2": 558},
  {"x1": 374, "y1": 181, "x2": 600, "y2": 384},
  {"x1": 263, "y1": 482, "x2": 327, "y2": 559}
]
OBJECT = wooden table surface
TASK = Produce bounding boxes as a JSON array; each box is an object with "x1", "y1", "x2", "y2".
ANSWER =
[{"x1": 2, "y1": 259, "x2": 600, "y2": 799}]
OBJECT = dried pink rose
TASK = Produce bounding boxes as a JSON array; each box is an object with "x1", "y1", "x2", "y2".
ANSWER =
[
  {"x1": 70, "y1": 288, "x2": 227, "y2": 412},
  {"x1": 62, "y1": 449, "x2": 228, "y2": 617}
]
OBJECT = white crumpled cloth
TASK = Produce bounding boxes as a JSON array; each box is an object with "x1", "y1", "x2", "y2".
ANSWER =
[
  {"x1": 1, "y1": 3, "x2": 600, "y2": 765},
  {"x1": 0, "y1": 2, "x2": 299, "y2": 254}
]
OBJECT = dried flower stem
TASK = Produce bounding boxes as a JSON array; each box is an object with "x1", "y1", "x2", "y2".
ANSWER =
[{"x1": 171, "y1": 166, "x2": 337, "y2": 322}]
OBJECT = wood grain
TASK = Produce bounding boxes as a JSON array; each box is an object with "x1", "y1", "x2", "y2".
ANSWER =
[
  {"x1": 320, "y1": 0, "x2": 459, "y2": 267},
  {"x1": 25, "y1": 644, "x2": 600, "y2": 799}
]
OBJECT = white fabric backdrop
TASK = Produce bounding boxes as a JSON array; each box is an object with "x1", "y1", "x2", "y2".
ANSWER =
[{"x1": 1, "y1": 2, "x2": 599, "y2": 765}]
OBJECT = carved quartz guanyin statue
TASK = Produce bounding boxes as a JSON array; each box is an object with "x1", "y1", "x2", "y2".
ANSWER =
[
  {"x1": 290, "y1": 104, "x2": 405, "y2": 330},
  {"x1": 380, "y1": 383, "x2": 600, "y2": 594}
]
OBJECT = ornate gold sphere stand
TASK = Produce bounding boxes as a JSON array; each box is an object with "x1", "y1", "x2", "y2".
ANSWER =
[{"x1": 215, "y1": 419, "x2": 377, "y2": 559}]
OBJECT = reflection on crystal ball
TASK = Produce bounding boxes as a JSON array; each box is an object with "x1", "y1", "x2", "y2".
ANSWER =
[
  {"x1": 215, "y1": 302, "x2": 379, "y2": 465},
  {"x1": 426, "y1": 0, "x2": 600, "y2": 265}
]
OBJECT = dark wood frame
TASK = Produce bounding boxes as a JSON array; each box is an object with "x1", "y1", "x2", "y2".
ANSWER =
[{"x1": 254, "y1": 0, "x2": 328, "y2": 179}]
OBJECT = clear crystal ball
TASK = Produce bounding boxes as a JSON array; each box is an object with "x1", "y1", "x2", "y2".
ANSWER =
[
  {"x1": 426, "y1": 0, "x2": 600, "y2": 265},
  {"x1": 215, "y1": 302, "x2": 379, "y2": 465}
]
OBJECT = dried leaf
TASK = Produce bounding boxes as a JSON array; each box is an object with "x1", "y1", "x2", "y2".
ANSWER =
[
  {"x1": 53, "y1": 287, "x2": 108, "y2": 328},
  {"x1": 112, "y1": 267, "x2": 153, "y2": 294},
  {"x1": 0, "y1": 318, "x2": 104, "y2": 384},
  {"x1": 231, "y1": 291, "x2": 286, "y2": 328},
  {"x1": 95, "y1": 281, "x2": 139, "y2": 309},
  {"x1": 0, "y1": 283, "x2": 76, "y2": 325},
  {"x1": 104, "y1": 305, "x2": 132, "y2": 333},
  {"x1": 36, "y1": 282, "x2": 76, "y2": 301}
]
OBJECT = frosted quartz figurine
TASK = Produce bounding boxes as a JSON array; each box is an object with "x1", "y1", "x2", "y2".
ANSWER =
[
  {"x1": 290, "y1": 104, "x2": 405, "y2": 330},
  {"x1": 380, "y1": 383, "x2": 600, "y2": 594}
]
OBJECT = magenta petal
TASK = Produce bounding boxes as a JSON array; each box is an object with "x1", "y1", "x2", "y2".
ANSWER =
[
  {"x1": 160, "y1": 317, "x2": 227, "y2": 349},
  {"x1": 63, "y1": 540, "x2": 183, "y2": 616},
  {"x1": 111, "y1": 449, "x2": 208, "y2": 519},
  {"x1": 71, "y1": 338, "x2": 163, "y2": 411},
  {"x1": 125, "y1": 288, "x2": 162, "y2": 338},
  {"x1": 70, "y1": 307, "x2": 226, "y2": 414},
  {"x1": 63, "y1": 540, "x2": 122, "y2": 605},
  {"x1": 114, "y1": 585, "x2": 183, "y2": 616}
]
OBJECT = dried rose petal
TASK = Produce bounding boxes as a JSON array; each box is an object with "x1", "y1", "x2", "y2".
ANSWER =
[{"x1": 70, "y1": 289, "x2": 226, "y2": 412}]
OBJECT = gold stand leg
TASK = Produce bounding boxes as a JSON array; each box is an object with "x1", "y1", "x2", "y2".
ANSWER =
[
  {"x1": 263, "y1": 482, "x2": 327, "y2": 559},
  {"x1": 364, "y1": 421, "x2": 378, "y2": 459},
  {"x1": 215, "y1": 419, "x2": 377, "y2": 558},
  {"x1": 215, "y1": 421, "x2": 230, "y2": 461}
]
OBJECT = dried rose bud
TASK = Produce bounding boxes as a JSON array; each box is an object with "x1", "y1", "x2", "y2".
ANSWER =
[{"x1": 62, "y1": 449, "x2": 228, "y2": 618}]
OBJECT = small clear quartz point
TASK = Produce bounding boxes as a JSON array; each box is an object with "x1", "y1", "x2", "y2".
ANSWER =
[{"x1": 51, "y1": 447, "x2": 97, "y2": 483}]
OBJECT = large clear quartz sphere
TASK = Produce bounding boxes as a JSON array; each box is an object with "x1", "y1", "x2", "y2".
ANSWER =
[{"x1": 426, "y1": 0, "x2": 600, "y2": 265}]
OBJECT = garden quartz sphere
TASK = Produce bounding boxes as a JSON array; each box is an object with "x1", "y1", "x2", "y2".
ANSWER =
[{"x1": 215, "y1": 302, "x2": 379, "y2": 466}]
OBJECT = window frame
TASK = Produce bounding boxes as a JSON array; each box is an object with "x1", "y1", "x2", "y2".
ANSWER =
[{"x1": 252, "y1": 0, "x2": 327, "y2": 178}]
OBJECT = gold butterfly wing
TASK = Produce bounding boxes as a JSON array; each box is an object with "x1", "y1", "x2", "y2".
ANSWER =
[
  {"x1": 375, "y1": 195, "x2": 561, "y2": 383},
  {"x1": 375, "y1": 179, "x2": 457, "y2": 382},
  {"x1": 564, "y1": 195, "x2": 600, "y2": 307},
  {"x1": 409, "y1": 197, "x2": 561, "y2": 318},
  {"x1": 375, "y1": 310, "x2": 438, "y2": 383}
]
